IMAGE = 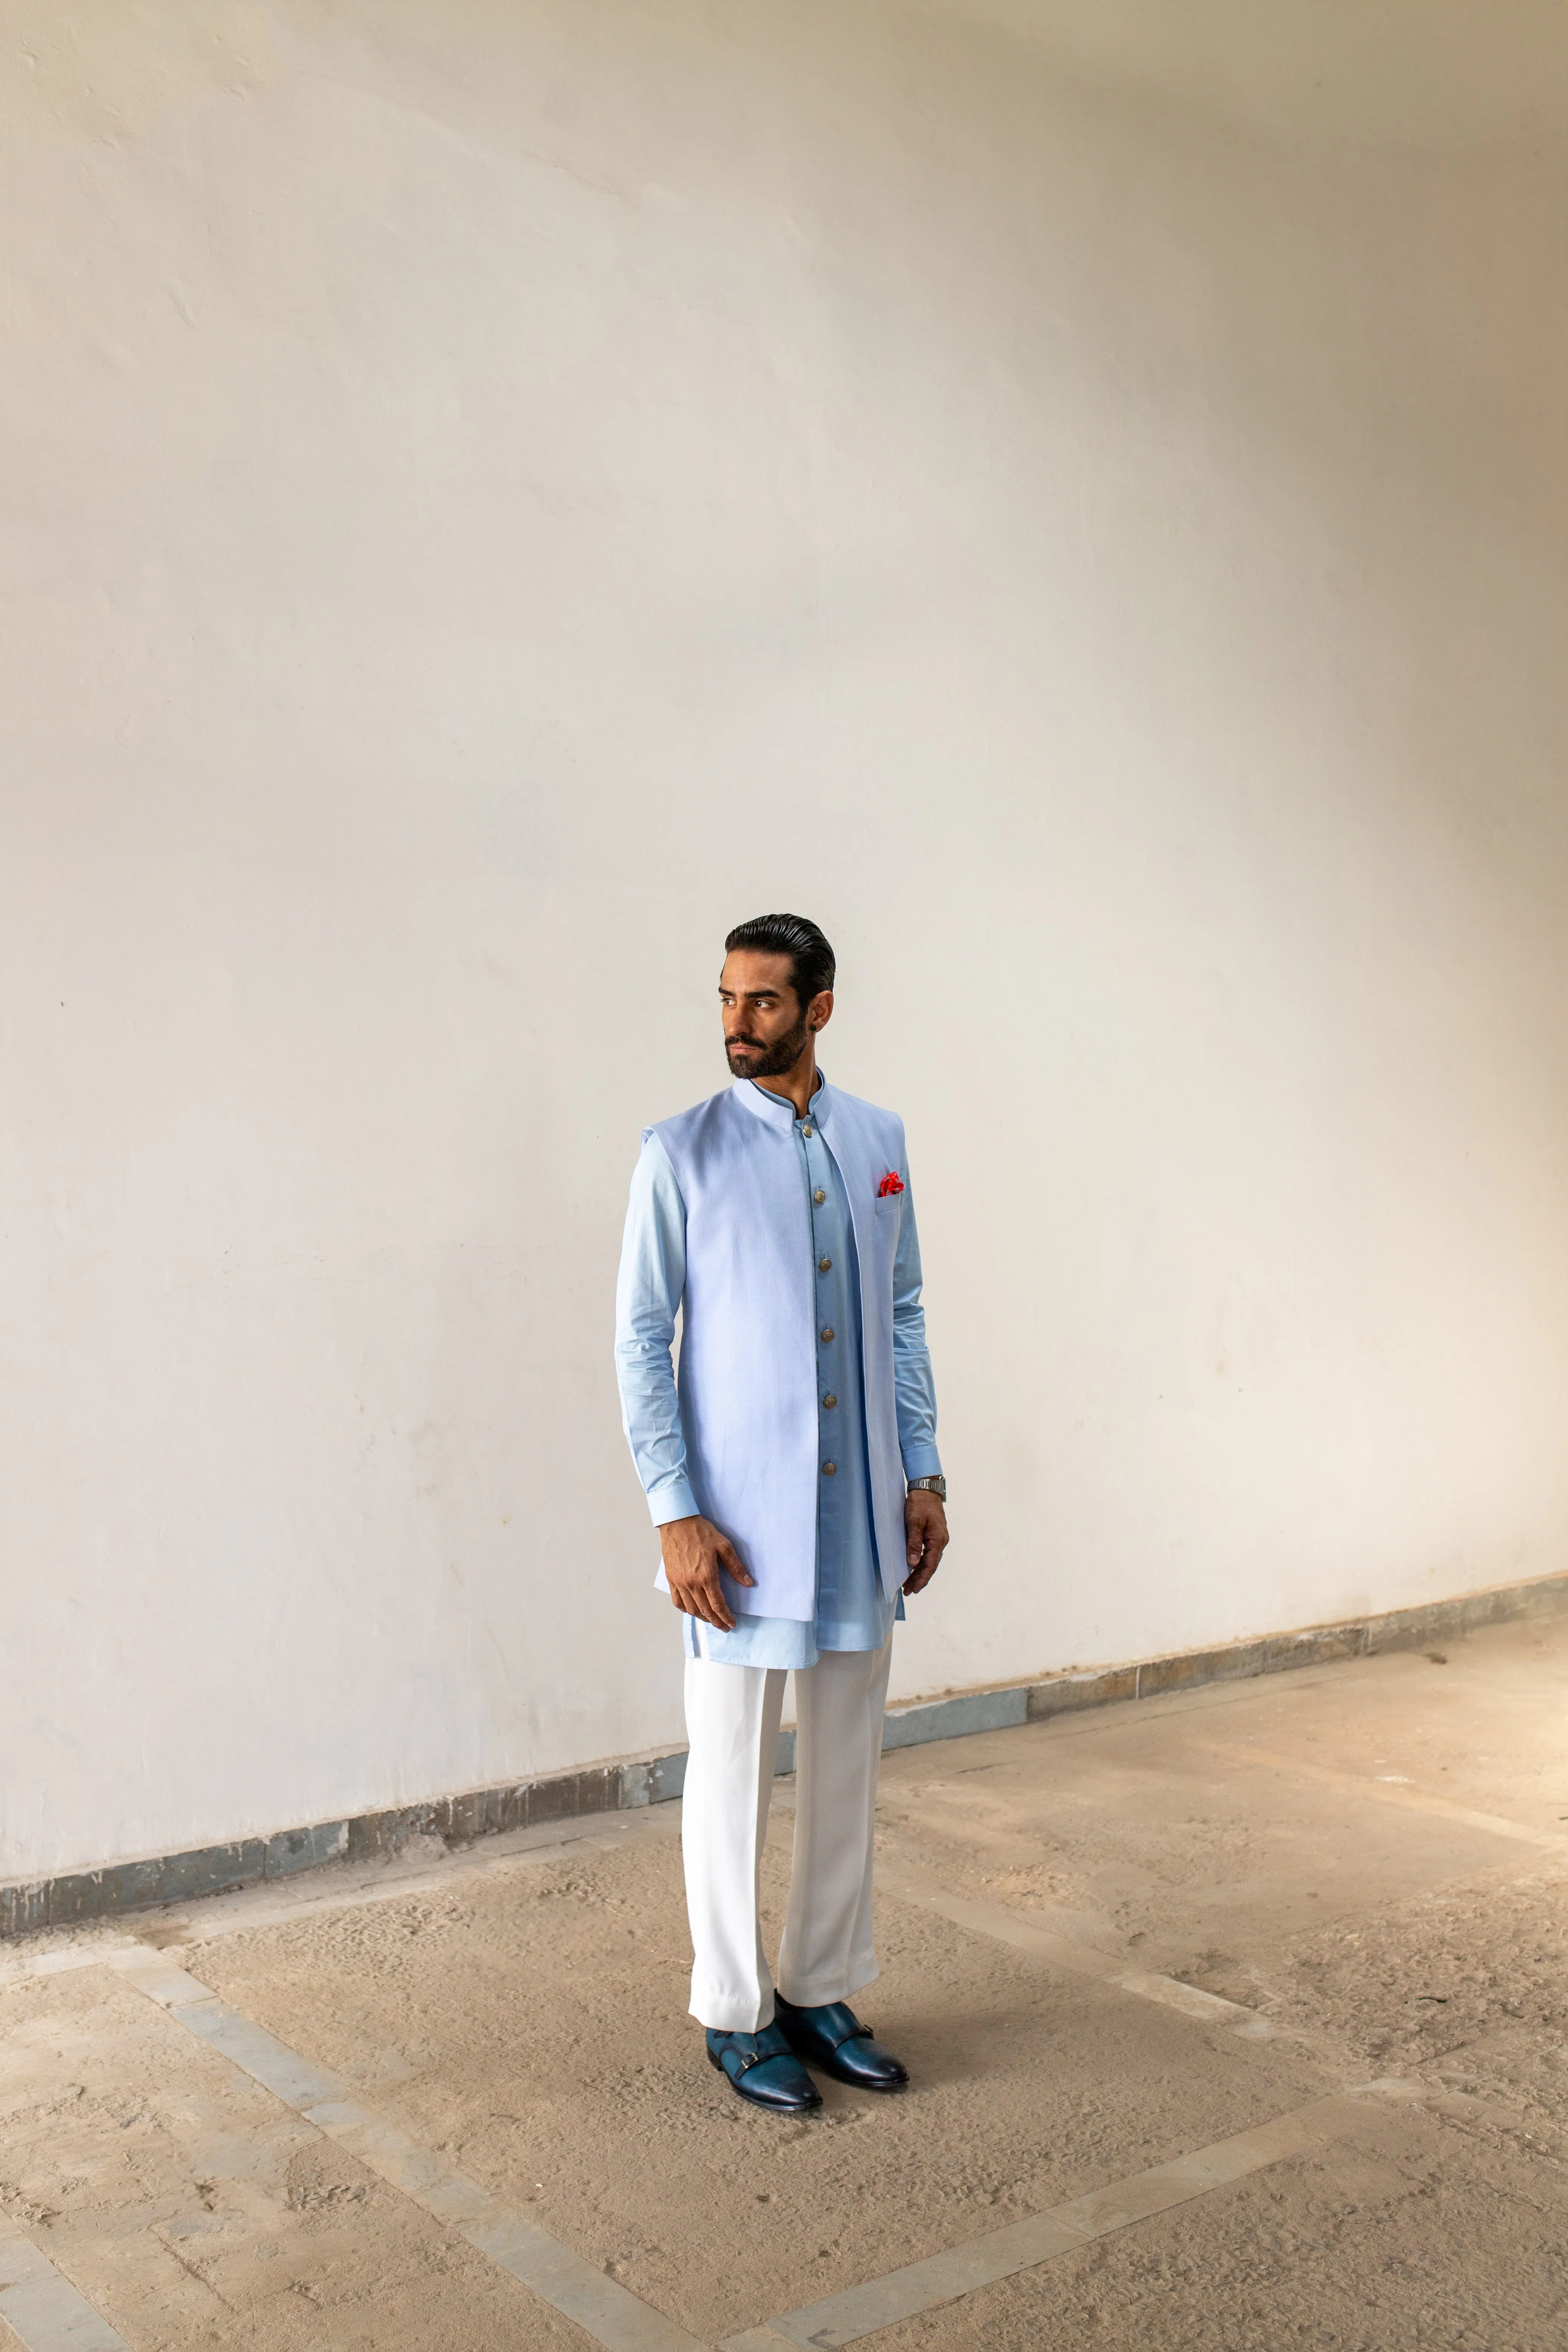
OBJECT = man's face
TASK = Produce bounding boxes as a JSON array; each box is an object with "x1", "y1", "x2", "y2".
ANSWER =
[{"x1": 719, "y1": 949, "x2": 830, "y2": 1080}]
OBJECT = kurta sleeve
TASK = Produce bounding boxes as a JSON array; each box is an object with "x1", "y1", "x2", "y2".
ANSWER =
[
  {"x1": 614, "y1": 1133, "x2": 699, "y2": 1526},
  {"x1": 890, "y1": 1163, "x2": 942, "y2": 1481}
]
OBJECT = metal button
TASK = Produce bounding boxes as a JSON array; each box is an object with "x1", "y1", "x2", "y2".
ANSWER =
[
  {"x1": 801, "y1": 1123, "x2": 813, "y2": 1137},
  {"x1": 813, "y1": 1188, "x2": 826, "y2": 1204},
  {"x1": 820, "y1": 1326, "x2": 834, "y2": 1343},
  {"x1": 818, "y1": 1256, "x2": 832, "y2": 1273},
  {"x1": 821, "y1": 1461, "x2": 836, "y2": 1476},
  {"x1": 823, "y1": 1394, "x2": 837, "y2": 1409}
]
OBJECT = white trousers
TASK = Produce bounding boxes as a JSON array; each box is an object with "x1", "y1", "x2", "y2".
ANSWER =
[{"x1": 681, "y1": 1641, "x2": 894, "y2": 2032}]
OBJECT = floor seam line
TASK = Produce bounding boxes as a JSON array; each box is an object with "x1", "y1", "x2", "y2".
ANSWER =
[
  {"x1": 878, "y1": 1862, "x2": 1288, "y2": 2042},
  {"x1": 0, "y1": 2222, "x2": 133, "y2": 2352},
  {"x1": 1193, "y1": 1740, "x2": 1568, "y2": 1849},
  {"x1": 115, "y1": 1960, "x2": 708, "y2": 2352},
  {"x1": 718, "y1": 2079, "x2": 1428, "y2": 2350}
]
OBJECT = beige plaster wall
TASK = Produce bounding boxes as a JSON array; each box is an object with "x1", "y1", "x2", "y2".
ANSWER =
[{"x1": 5, "y1": 0, "x2": 1568, "y2": 1881}]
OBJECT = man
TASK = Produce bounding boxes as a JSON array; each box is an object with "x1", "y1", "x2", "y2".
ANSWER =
[{"x1": 614, "y1": 912, "x2": 948, "y2": 2113}]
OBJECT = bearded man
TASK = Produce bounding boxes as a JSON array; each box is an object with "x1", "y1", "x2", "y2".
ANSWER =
[{"x1": 614, "y1": 911, "x2": 949, "y2": 2113}]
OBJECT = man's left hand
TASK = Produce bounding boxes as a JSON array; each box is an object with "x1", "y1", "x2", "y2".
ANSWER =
[{"x1": 902, "y1": 1489, "x2": 948, "y2": 1595}]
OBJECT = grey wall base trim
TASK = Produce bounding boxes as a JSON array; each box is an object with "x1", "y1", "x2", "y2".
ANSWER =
[{"x1": 8, "y1": 1566, "x2": 1566, "y2": 1940}]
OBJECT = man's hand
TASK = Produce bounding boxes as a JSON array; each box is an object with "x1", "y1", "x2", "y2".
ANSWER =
[
  {"x1": 660, "y1": 1515, "x2": 755, "y2": 1631},
  {"x1": 902, "y1": 1490, "x2": 949, "y2": 1596}
]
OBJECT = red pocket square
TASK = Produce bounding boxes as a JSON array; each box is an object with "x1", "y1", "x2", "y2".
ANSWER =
[{"x1": 877, "y1": 1170, "x2": 905, "y2": 1198}]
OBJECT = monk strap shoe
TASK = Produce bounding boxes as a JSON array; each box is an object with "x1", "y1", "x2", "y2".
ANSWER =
[
  {"x1": 706, "y1": 2023, "x2": 822, "y2": 2113},
  {"x1": 772, "y1": 1995, "x2": 909, "y2": 2091}
]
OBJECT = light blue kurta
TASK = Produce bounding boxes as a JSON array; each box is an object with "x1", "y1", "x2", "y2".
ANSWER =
[{"x1": 616, "y1": 1076, "x2": 941, "y2": 1667}]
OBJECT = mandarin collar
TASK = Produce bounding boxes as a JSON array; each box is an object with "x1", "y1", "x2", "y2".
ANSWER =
[{"x1": 733, "y1": 1072, "x2": 832, "y2": 1129}]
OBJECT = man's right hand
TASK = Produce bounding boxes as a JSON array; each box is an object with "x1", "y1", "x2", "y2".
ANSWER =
[{"x1": 660, "y1": 1515, "x2": 754, "y2": 1631}]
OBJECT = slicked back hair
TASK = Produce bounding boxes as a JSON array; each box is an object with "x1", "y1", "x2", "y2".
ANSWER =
[{"x1": 724, "y1": 912, "x2": 836, "y2": 1012}]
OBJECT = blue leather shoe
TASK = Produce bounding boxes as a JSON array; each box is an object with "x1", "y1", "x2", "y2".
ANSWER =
[
  {"x1": 706, "y1": 2022, "x2": 823, "y2": 2113},
  {"x1": 773, "y1": 1995, "x2": 909, "y2": 2091}
]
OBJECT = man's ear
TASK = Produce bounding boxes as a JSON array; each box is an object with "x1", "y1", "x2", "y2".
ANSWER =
[{"x1": 808, "y1": 989, "x2": 834, "y2": 1034}]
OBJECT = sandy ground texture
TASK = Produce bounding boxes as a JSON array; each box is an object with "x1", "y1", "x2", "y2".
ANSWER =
[{"x1": 3, "y1": 1614, "x2": 1567, "y2": 2349}]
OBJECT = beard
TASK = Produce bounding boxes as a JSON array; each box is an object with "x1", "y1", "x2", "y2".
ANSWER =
[{"x1": 726, "y1": 1014, "x2": 810, "y2": 1079}]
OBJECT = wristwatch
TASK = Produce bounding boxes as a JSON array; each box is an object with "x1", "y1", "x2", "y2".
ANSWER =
[{"x1": 907, "y1": 1475, "x2": 947, "y2": 1501}]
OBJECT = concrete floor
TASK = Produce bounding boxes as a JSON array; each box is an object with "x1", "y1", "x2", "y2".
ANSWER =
[{"x1": 3, "y1": 1614, "x2": 1568, "y2": 2350}]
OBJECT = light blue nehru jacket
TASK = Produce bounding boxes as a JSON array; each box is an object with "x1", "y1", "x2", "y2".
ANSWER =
[{"x1": 615, "y1": 1076, "x2": 941, "y2": 1667}]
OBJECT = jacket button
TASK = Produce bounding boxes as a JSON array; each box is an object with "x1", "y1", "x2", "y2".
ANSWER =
[
  {"x1": 818, "y1": 1256, "x2": 832, "y2": 1273},
  {"x1": 813, "y1": 1188, "x2": 826, "y2": 1204},
  {"x1": 823, "y1": 1394, "x2": 837, "y2": 1409},
  {"x1": 801, "y1": 1123, "x2": 814, "y2": 1137},
  {"x1": 820, "y1": 1326, "x2": 834, "y2": 1343},
  {"x1": 822, "y1": 1461, "x2": 836, "y2": 1476}
]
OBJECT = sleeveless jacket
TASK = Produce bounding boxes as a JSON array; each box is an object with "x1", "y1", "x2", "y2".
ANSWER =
[{"x1": 648, "y1": 1078, "x2": 909, "y2": 1620}]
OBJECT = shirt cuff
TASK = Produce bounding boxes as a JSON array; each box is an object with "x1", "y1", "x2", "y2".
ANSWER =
[
  {"x1": 647, "y1": 1476, "x2": 700, "y2": 1527},
  {"x1": 900, "y1": 1443, "x2": 943, "y2": 1483}
]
